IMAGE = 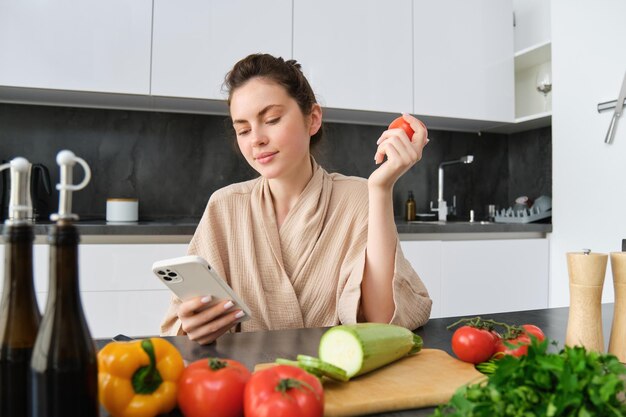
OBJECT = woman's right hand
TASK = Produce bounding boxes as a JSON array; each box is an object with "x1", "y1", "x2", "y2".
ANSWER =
[{"x1": 177, "y1": 296, "x2": 244, "y2": 345}]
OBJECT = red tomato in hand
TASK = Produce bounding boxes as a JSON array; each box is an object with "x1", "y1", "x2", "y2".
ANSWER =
[
  {"x1": 244, "y1": 364, "x2": 324, "y2": 417},
  {"x1": 451, "y1": 326, "x2": 499, "y2": 364},
  {"x1": 388, "y1": 116, "x2": 415, "y2": 140},
  {"x1": 522, "y1": 324, "x2": 545, "y2": 341},
  {"x1": 177, "y1": 357, "x2": 251, "y2": 417}
]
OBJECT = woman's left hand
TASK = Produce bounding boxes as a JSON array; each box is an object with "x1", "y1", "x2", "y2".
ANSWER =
[{"x1": 369, "y1": 113, "x2": 429, "y2": 190}]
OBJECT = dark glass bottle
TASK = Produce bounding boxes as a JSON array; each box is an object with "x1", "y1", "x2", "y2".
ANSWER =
[
  {"x1": 30, "y1": 222, "x2": 99, "y2": 417},
  {"x1": 406, "y1": 191, "x2": 416, "y2": 221},
  {"x1": 0, "y1": 224, "x2": 41, "y2": 417}
]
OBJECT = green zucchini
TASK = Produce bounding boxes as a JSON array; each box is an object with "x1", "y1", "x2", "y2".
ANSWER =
[{"x1": 318, "y1": 323, "x2": 423, "y2": 378}]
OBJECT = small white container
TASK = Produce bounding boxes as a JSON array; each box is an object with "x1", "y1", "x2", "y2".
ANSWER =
[{"x1": 106, "y1": 198, "x2": 138, "y2": 222}]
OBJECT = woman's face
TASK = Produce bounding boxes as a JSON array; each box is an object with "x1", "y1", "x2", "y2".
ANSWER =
[{"x1": 230, "y1": 77, "x2": 320, "y2": 180}]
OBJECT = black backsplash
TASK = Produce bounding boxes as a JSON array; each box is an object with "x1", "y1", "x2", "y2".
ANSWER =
[{"x1": 0, "y1": 103, "x2": 551, "y2": 221}]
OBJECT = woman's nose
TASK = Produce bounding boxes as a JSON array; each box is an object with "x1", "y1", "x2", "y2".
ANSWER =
[{"x1": 251, "y1": 128, "x2": 268, "y2": 146}]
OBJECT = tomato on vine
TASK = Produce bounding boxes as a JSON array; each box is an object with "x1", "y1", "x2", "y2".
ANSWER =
[
  {"x1": 448, "y1": 317, "x2": 546, "y2": 363},
  {"x1": 447, "y1": 317, "x2": 500, "y2": 364},
  {"x1": 451, "y1": 326, "x2": 499, "y2": 364},
  {"x1": 522, "y1": 324, "x2": 545, "y2": 342}
]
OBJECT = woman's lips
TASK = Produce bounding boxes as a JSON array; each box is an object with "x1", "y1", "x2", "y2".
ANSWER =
[{"x1": 255, "y1": 151, "x2": 278, "y2": 165}]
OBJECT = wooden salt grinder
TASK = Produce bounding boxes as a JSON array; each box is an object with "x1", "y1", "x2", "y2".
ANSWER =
[
  {"x1": 565, "y1": 250, "x2": 607, "y2": 352},
  {"x1": 608, "y1": 252, "x2": 626, "y2": 362}
]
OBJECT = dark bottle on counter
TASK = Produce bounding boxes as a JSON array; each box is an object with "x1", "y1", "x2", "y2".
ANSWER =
[
  {"x1": 0, "y1": 158, "x2": 42, "y2": 417},
  {"x1": 30, "y1": 150, "x2": 98, "y2": 417},
  {"x1": 405, "y1": 191, "x2": 416, "y2": 221}
]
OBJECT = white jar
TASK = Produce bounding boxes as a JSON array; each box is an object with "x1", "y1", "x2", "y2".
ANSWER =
[{"x1": 106, "y1": 198, "x2": 138, "y2": 222}]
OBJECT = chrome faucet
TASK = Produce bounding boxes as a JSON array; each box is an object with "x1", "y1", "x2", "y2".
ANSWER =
[{"x1": 430, "y1": 155, "x2": 474, "y2": 221}]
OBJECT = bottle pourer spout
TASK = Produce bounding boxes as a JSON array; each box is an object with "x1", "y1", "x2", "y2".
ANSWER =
[
  {"x1": 50, "y1": 150, "x2": 91, "y2": 222},
  {"x1": 0, "y1": 157, "x2": 33, "y2": 225}
]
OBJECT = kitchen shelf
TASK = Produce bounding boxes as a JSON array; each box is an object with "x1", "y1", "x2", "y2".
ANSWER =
[
  {"x1": 514, "y1": 41, "x2": 551, "y2": 72},
  {"x1": 514, "y1": 39, "x2": 552, "y2": 125},
  {"x1": 486, "y1": 41, "x2": 553, "y2": 134}
]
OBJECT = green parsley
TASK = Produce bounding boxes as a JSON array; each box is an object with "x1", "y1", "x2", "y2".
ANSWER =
[{"x1": 433, "y1": 339, "x2": 626, "y2": 416}]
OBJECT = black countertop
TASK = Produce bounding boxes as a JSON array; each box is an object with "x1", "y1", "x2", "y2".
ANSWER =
[
  {"x1": 1, "y1": 218, "x2": 552, "y2": 237},
  {"x1": 95, "y1": 304, "x2": 612, "y2": 417}
]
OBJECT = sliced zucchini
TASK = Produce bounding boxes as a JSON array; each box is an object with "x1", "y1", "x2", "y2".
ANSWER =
[
  {"x1": 275, "y1": 357, "x2": 324, "y2": 379},
  {"x1": 295, "y1": 354, "x2": 349, "y2": 382}
]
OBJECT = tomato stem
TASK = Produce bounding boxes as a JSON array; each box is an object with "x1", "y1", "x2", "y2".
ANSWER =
[
  {"x1": 208, "y1": 358, "x2": 228, "y2": 371},
  {"x1": 275, "y1": 378, "x2": 320, "y2": 400},
  {"x1": 447, "y1": 316, "x2": 526, "y2": 340}
]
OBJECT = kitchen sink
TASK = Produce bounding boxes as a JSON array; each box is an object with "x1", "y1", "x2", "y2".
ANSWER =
[{"x1": 407, "y1": 220, "x2": 492, "y2": 225}]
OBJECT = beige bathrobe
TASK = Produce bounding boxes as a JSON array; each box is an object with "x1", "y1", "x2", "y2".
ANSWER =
[{"x1": 160, "y1": 160, "x2": 431, "y2": 335}]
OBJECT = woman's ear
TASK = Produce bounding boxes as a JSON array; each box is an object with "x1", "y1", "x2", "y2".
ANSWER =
[{"x1": 308, "y1": 104, "x2": 323, "y2": 136}]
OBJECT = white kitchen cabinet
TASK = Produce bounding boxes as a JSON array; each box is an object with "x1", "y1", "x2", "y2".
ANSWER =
[
  {"x1": 0, "y1": 0, "x2": 152, "y2": 94},
  {"x1": 400, "y1": 241, "x2": 443, "y2": 318},
  {"x1": 0, "y1": 245, "x2": 48, "y2": 309},
  {"x1": 513, "y1": 0, "x2": 551, "y2": 53},
  {"x1": 293, "y1": 0, "x2": 413, "y2": 113},
  {"x1": 440, "y1": 239, "x2": 549, "y2": 317},
  {"x1": 151, "y1": 0, "x2": 292, "y2": 100},
  {"x1": 413, "y1": 0, "x2": 515, "y2": 123},
  {"x1": 0, "y1": 243, "x2": 187, "y2": 338},
  {"x1": 77, "y1": 243, "x2": 188, "y2": 338},
  {"x1": 401, "y1": 238, "x2": 549, "y2": 319}
]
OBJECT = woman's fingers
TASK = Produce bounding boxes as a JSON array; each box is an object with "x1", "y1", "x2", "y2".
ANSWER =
[
  {"x1": 375, "y1": 134, "x2": 418, "y2": 166},
  {"x1": 179, "y1": 298, "x2": 236, "y2": 333},
  {"x1": 401, "y1": 113, "x2": 428, "y2": 144},
  {"x1": 376, "y1": 115, "x2": 429, "y2": 165},
  {"x1": 375, "y1": 130, "x2": 408, "y2": 164},
  {"x1": 178, "y1": 295, "x2": 212, "y2": 318},
  {"x1": 186, "y1": 309, "x2": 242, "y2": 345},
  {"x1": 189, "y1": 312, "x2": 239, "y2": 345}
]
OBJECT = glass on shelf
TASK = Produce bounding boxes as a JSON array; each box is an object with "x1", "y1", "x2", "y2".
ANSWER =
[{"x1": 535, "y1": 64, "x2": 552, "y2": 112}]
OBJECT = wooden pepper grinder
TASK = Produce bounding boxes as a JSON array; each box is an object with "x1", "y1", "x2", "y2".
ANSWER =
[
  {"x1": 608, "y1": 252, "x2": 626, "y2": 362},
  {"x1": 565, "y1": 249, "x2": 607, "y2": 352}
]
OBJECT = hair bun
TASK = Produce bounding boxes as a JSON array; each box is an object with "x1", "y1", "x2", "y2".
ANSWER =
[{"x1": 285, "y1": 59, "x2": 302, "y2": 71}]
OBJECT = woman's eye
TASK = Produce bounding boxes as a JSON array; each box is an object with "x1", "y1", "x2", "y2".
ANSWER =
[
  {"x1": 236, "y1": 129, "x2": 250, "y2": 136},
  {"x1": 267, "y1": 117, "x2": 280, "y2": 125}
]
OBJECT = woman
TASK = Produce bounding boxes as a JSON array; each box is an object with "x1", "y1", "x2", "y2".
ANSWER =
[{"x1": 161, "y1": 53, "x2": 432, "y2": 345}]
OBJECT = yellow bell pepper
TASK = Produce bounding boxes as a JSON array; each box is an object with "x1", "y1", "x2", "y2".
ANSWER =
[{"x1": 98, "y1": 337, "x2": 185, "y2": 417}]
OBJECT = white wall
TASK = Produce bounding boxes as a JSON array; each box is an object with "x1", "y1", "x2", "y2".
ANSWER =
[{"x1": 551, "y1": 0, "x2": 626, "y2": 307}]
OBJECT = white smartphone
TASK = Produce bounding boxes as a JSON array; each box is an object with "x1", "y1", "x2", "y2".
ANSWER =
[{"x1": 152, "y1": 255, "x2": 251, "y2": 322}]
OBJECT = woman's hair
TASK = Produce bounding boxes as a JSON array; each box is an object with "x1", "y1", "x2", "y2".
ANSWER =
[{"x1": 224, "y1": 53, "x2": 323, "y2": 147}]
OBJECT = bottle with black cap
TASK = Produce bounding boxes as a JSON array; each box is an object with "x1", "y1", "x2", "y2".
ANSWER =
[
  {"x1": 30, "y1": 150, "x2": 98, "y2": 417},
  {"x1": 0, "y1": 157, "x2": 41, "y2": 417}
]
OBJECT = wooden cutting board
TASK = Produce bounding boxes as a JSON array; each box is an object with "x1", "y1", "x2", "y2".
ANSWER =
[{"x1": 256, "y1": 348, "x2": 484, "y2": 417}]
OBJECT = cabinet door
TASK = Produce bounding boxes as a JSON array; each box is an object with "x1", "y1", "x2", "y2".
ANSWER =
[
  {"x1": 441, "y1": 239, "x2": 549, "y2": 317},
  {"x1": 413, "y1": 0, "x2": 514, "y2": 122},
  {"x1": 513, "y1": 0, "x2": 551, "y2": 52},
  {"x1": 294, "y1": 0, "x2": 413, "y2": 113},
  {"x1": 78, "y1": 244, "x2": 188, "y2": 338},
  {"x1": 400, "y1": 241, "x2": 442, "y2": 318},
  {"x1": 0, "y1": 243, "x2": 188, "y2": 338},
  {"x1": 0, "y1": 0, "x2": 152, "y2": 94},
  {"x1": 151, "y1": 0, "x2": 292, "y2": 100}
]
